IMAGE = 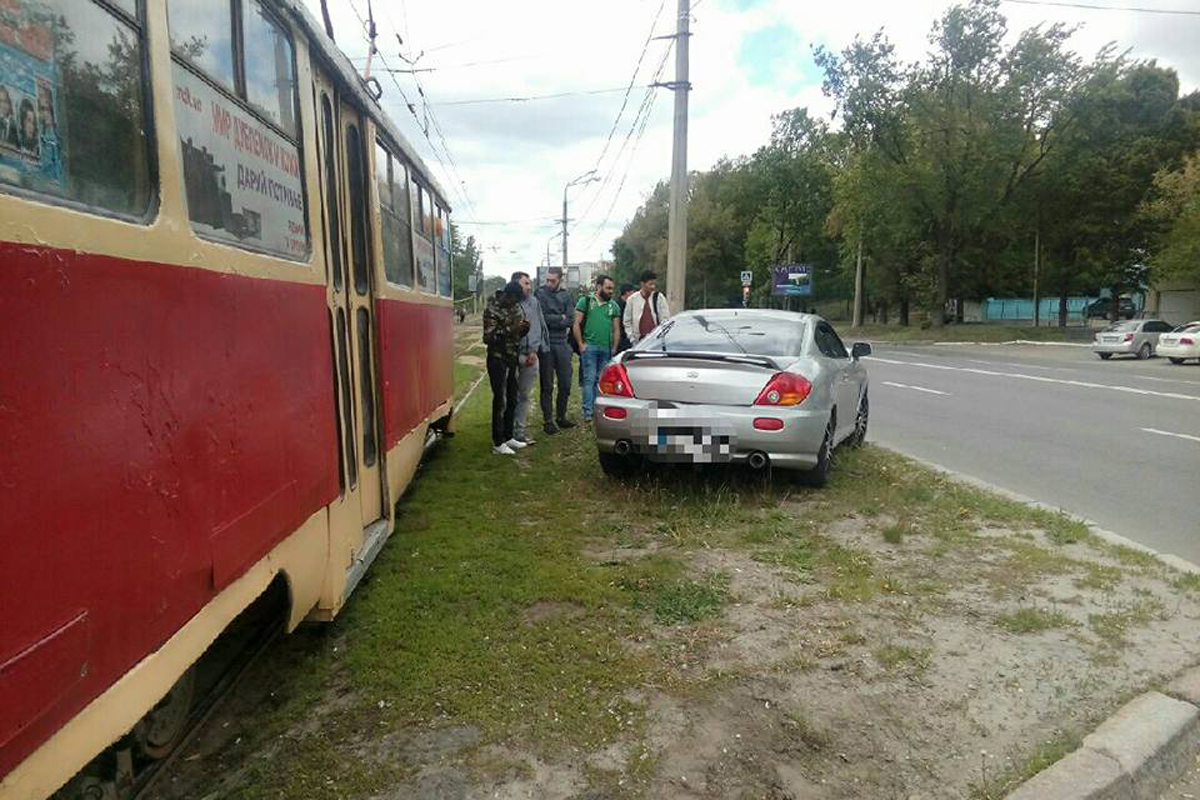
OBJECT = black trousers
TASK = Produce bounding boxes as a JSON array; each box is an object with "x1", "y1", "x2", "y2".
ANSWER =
[
  {"x1": 487, "y1": 355, "x2": 519, "y2": 446},
  {"x1": 538, "y1": 342, "x2": 574, "y2": 423}
]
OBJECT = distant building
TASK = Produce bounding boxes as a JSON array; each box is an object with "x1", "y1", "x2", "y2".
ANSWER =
[
  {"x1": 536, "y1": 261, "x2": 613, "y2": 292},
  {"x1": 1146, "y1": 278, "x2": 1200, "y2": 324}
]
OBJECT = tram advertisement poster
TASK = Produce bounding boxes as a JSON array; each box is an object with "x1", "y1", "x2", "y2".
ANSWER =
[
  {"x1": 0, "y1": 4, "x2": 64, "y2": 191},
  {"x1": 172, "y1": 63, "x2": 308, "y2": 259}
]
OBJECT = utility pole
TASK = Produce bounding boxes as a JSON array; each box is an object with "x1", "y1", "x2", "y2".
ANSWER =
[
  {"x1": 852, "y1": 233, "x2": 865, "y2": 328},
  {"x1": 664, "y1": 0, "x2": 690, "y2": 313},
  {"x1": 562, "y1": 171, "x2": 598, "y2": 272},
  {"x1": 1032, "y1": 226, "x2": 1041, "y2": 328}
]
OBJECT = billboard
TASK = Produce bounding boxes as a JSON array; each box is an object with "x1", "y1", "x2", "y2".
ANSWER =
[
  {"x1": 772, "y1": 263, "x2": 812, "y2": 296},
  {"x1": 0, "y1": 3, "x2": 64, "y2": 193}
]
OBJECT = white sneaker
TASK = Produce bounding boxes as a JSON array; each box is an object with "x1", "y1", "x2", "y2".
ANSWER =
[
  {"x1": 493, "y1": 443, "x2": 516, "y2": 455},
  {"x1": 505, "y1": 438, "x2": 528, "y2": 450}
]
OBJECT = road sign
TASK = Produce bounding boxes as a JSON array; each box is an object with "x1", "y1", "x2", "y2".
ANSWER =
[
  {"x1": 740, "y1": 270, "x2": 753, "y2": 287},
  {"x1": 772, "y1": 263, "x2": 813, "y2": 297}
]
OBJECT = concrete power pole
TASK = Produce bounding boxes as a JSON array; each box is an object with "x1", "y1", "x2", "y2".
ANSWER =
[
  {"x1": 562, "y1": 171, "x2": 597, "y2": 273},
  {"x1": 852, "y1": 233, "x2": 864, "y2": 328},
  {"x1": 664, "y1": 0, "x2": 690, "y2": 313}
]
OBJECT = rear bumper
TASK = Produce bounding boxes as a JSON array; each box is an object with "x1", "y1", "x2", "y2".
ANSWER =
[
  {"x1": 593, "y1": 397, "x2": 829, "y2": 470},
  {"x1": 1157, "y1": 342, "x2": 1200, "y2": 359},
  {"x1": 1092, "y1": 342, "x2": 1137, "y2": 354}
]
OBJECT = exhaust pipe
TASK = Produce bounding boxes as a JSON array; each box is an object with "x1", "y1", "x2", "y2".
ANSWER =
[
  {"x1": 748, "y1": 451, "x2": 769, "y2": 470},
  {"x1": 615, "y1": 440, "x2": 632, "y2": 456}
]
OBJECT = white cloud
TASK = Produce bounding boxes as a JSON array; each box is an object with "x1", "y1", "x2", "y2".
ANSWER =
[{"x1": 302, "y1": 0, "x2": 1200, "y2": 278}]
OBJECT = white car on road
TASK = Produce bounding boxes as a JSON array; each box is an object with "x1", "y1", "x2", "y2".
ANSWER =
[
  {"x1": 1156, "y1": 322, "x2": 1200, "y2": 364},
  {"x1": 1091, "y1": 319, "x2": 1174, "y2": 360}
]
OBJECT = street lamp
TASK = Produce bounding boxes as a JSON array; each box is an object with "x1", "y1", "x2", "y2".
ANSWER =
[{"x1": 562, "y1": 169, "x2": 599, "y2": 270}]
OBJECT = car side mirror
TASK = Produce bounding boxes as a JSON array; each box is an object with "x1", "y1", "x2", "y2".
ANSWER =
[{"x1": 851, "y1": 342, "x2": 872, "y2": 360}]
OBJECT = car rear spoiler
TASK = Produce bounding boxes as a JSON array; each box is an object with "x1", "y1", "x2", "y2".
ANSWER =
[{"x1": 624, "y1": 350, "x2": 782, "y2": 371}]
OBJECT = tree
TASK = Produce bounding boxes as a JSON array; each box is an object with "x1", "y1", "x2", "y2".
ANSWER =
[{"x1": 1144, "y1": 152, "x2": 1200, "y2": 285}]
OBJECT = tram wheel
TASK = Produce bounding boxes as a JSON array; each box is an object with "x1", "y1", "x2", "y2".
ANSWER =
[{"x1": 133, "y1": 667, "x2": 196, "y2": 760}]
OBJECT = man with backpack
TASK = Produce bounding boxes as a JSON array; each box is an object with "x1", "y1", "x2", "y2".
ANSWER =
[
  {"x1": 623, "y1": 270, "x2": 671, "y2": 347},
  {"x1": 572, "y1": 274, "x2": 621, "y2": 423}
]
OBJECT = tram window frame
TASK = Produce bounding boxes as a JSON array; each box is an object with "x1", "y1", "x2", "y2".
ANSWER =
[
  {"x1": 436, "y1": 205, "x2": 453, "y2": 298},
  {"x1": 320, "y1": 94, "x2": 344, "y2": 290},
  {"x1": 167, "y1": 0, "x2": 311, "y2": 261},
  {"x1": 0, "y1": 0, "x2": 160, "y2": 225},
  {"x1": 356, "y1": 307, "x2": 379, "y2": 468},
  {"x1": 345, "y1": 123, "x2": 370, "y2": 296},
  {"x1": 374, "y1": 138, "x2": 415, "y2": 289}
]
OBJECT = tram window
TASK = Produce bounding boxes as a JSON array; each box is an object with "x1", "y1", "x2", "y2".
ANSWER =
[
  {"x1": 167, "y1": 0, "x2": 236, "y2": 90},
  {"x1": 336, "y1": 308, "x2": 358, "y2": 488},
  {"x1": 0, "y1": 0, "x2": 153, "y2": 219},
  {"x1": 437, "y1": 207, "x2": 452, "y2": 297},
  {"x1": 321, "y1": 95, "x2": 343, "y2": 291},
  {"x1": 345, "y1": 124, "x2": 370, "y2": 295},
  {"x1": 242, "y1": 0, "x2": 297, "y2": 139},
  {"x1": 375, "y1": 140, "x2": 414, "y2": 288},
  {"x1": 415, "y1": 184, "x2": 427, "y2": 236},
  {"x1": 356, "y1": 308, "x2": 378, "y2": 467}
]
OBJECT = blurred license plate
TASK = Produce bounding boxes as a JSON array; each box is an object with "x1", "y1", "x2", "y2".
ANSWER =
[
  {"x1": 1102, "y1": 336, "x2": 1120, "y2": 342},
  {"x1": 651, "y1": 425, "x2": 733, "y2": 463}
]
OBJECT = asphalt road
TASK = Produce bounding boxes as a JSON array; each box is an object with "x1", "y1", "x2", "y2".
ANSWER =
[{"x1": 860, "y1": 342, "x2": 1200, "y2": 564}]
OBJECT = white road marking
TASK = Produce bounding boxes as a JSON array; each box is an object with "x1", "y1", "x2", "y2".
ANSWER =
[
  {"x1": 1140, "y1": 427, "x2": 1200, "y2": 444},
  {"x1": 881, "y1": 380, "x2": 950, "y2": 396},
  {"x1": 865, "y1": 356, "x2": 1200, "y2": 403}
]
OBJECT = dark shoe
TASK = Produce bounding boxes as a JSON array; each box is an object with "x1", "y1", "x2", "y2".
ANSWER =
[
  {"x1": 556, "y1": 418, "x2": 577, "y2": 429},
  {"x1": 544, "y1": 422, "x2": 560, "y2": 435}
]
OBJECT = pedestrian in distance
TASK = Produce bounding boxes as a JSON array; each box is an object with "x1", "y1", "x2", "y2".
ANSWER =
[
  {"x1": 534, "y1": 267, "x2": 577, "y2": 434},
  {"x1": 623, "y1": 270, "x2": 671, "y2": 347},
  {"x1": 483, "y1": 280, "x2": 530, "y2": 455},
  {"x1": 572, "y1": 274, "x2": 621, "y2": 423},
  {"x1": 616, "y1": 283, "x2": 636, "y2": 354},
  {"x1": 512, "y1": 271, "x2": 549, "y2": 445}
]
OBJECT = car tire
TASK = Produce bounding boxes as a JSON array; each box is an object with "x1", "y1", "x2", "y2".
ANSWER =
[
  {"x1": 1097, "y1": 353, "x2": 1112, "y2": 360},
  {"x1": 598, "y1": 451, "x2": 640, "y2": 479},
  {"x1": 1169, "y1": 357, "x2": 1185, "y2": 365},
  {"x1": 1137, "y1": 343, "x2": 1152, "y2": 360},
  {"x1": 799, "y1": 412, "x2": 835, "y2": 488},
  {"x1": 847, "y1": 390, "x2": 868, "y2": 448}
]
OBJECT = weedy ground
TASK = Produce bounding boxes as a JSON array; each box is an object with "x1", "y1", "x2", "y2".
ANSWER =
[{"x1": 150, "y1": 323, "x2": 1200, "y2": 800}]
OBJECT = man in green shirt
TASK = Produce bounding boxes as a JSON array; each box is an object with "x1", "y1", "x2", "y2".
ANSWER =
[{"x1": 572, "y1": 274, "x2": 621, "y2": 422}]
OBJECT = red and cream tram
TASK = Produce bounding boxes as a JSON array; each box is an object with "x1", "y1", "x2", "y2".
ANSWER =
[{"x1": 0, "y1": 1, "x2": 456, "y2": 796}]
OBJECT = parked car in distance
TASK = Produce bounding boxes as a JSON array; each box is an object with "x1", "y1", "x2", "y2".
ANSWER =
[
  {"x1": 591, "y1": 310, "x2": 870, "y2": 486},
  {"x1": 1091, "y1": 319, "x2": 1174, "y2": 360},
  {"x1": 1085, "y1": 297, "x2": 1137, "y2": 320},
  {"x1": 1156, "y1": 322, "x2": 1200, "y2": 364}
]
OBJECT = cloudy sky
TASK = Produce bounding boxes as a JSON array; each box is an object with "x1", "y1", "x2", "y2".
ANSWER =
[{"x1": 302, "y1": 0, "x2": 1200, "y2": 278}]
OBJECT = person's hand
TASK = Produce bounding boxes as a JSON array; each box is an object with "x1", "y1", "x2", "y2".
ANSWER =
[
  {"x1": 518, "y1": 320, "x2": 530, "y2": 335},
  {"x1": 526, "y1": 353, "x2": 538, "y2": 367}
]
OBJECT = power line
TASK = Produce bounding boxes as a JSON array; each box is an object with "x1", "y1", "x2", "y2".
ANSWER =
[
  {"x1": 432, "y1": 85, "x2": 650, "y2": 107},
  {"x1": 1002, "y1": 0, "x2": 1200, "y2": 15}
]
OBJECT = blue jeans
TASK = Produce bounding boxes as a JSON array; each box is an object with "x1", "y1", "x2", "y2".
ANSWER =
[{"x1": 580, "y1": 345, "x2": 610, "y2": 419}]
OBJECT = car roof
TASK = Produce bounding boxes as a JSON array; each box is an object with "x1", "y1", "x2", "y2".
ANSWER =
[{"x1": 673, "y1": 308, "x2": 822, "y2": 324}]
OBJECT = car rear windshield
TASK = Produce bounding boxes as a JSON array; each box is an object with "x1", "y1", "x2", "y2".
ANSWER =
[
  {"x1": 1179, "y1": 323, "x2": 1200, "y2": 333},
  {"x1": 1104, "y1": 321, "x2": 1140, "y2": 332},
  {"x1": 637, "y1": 315, "x2": 806, "y2": 357}
]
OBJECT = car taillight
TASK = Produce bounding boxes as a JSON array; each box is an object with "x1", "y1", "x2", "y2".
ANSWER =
[
  {"x1": 603, "y1": 406, "x2": 628, "y2": 420},
  {"x1": 753, "y1": 417, "x2": 784, "y2": 431},
  {"x1": 1182, "y1": 337, "x2": 1195, "y2": 345},
  {"x1": 1124, "y1": 333, "x2": 1134, "y2": 341},
  {"x1": 754, "y1": 373, "x2": 812, "y2": 406},
  {"x1": 598, "y1": 363, "x2": 635, "y2": 397}
]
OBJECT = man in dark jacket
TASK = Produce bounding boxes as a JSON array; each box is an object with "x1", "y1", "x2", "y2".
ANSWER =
[
  {"x1": 534, "y1": 268, "x2": 577, "y2": 435},
  {"x1": 616, "y1": 283, "x2": 636, "y2": 353},
  {"x1": 483, "y1": 281, "x2": 530, "y2": 455}
]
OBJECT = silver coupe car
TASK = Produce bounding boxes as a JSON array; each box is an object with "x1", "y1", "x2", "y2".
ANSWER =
[{"x1": 592, "y1": 310, "x2": 870, "y2": 485}]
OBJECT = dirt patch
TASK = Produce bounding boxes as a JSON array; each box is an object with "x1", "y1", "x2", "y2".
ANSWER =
[{"x1": 522, "y1": 601, "x2": 586, "y2": 626}]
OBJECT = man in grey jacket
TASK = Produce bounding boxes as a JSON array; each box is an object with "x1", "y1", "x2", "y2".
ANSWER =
[
  {"x1": 513, "y1": 271, "x2": 549, "y2": 444},
  {"x1": 534, "y1": 268, "x2": 576, "y2": 434}
]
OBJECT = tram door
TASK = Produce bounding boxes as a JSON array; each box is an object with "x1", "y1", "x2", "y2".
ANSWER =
[{"x1": 313, "y1": 74, "x2": 385, "y2": 551}]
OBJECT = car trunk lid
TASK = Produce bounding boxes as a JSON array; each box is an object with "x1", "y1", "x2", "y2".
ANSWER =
[{"x1": 623, "y1": 352, "x2": 790, "y2": 406}]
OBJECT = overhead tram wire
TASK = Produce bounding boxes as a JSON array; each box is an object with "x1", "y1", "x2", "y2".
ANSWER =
[
  {"x1": 576, "y1": 40, "x2": 674, "y2": 247},
  {"x1": 374, "y1": 3, "x2": 480, "y2": 219},
  {"x1": 1001, "y1": 0, "x2": 1200, "y2": 14},
  {"x1": 344, "y1": 0, "x2": 478, "y2": 216},
  {"x1": 432, "y1": 86, "x2": 652, "y2": 107}
]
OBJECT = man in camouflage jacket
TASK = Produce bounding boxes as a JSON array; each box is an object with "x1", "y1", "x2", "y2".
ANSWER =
[{"x1": 482, "y1": 283, "x2": 529, "y2": 453}]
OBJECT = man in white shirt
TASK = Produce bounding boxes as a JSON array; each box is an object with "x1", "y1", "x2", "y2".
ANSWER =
[{"x1": 622, "y1": 270, "x2": 671, "y2": 346}]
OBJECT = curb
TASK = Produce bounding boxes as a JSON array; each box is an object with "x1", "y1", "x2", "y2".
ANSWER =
[
  {"x1": 867, "y1": 339, "x2": 1093, "y2": 348},
  {"x1": 869, "y1": 446, "x2": 1200, "y2": 798},
  {"x1": 1005, "y1": 681, "x2": 1200, "y2": 800}
]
